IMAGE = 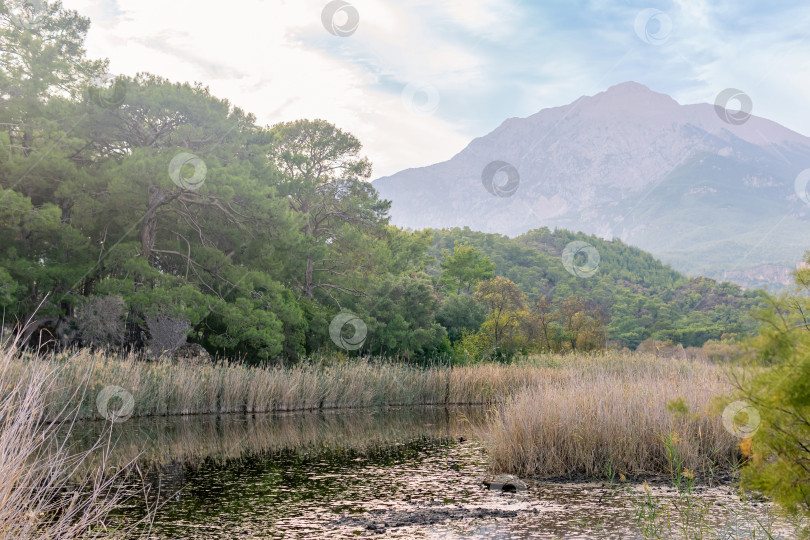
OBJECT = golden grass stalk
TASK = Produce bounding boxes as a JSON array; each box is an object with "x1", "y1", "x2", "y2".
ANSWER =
[
  {"x1": 2, "y1": 344, "x2": 742, "y2": 482},
  {"x1": 480, "y1": 355, "x2": 739, "y2": 478},
  {"x1": 0, "y1": 322, "x2": 146, "y2": 538},
  {"x1": 10, "y1": 350, "x2": 573, "y2": 420}
]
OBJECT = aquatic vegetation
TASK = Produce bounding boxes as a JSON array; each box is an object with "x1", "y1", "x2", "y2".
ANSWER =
[
  {"x1": 481, "y1": 355, "x2": 738, "y2": 478},
  {"x1": 5, "y1": 349, "x2": 636, "y2": 420},
  {"x1": 0, "y1": 328, "x2": 149, "y2": 538}
]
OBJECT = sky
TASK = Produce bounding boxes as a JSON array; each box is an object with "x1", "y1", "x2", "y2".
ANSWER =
[{"x1": 60, "y1": 0, "x2": 810, "y2": 178}]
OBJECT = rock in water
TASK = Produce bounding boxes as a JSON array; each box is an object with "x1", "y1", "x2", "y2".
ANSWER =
[{"x1": 483, "y1": 474, "x2": 527, "y2": 492}]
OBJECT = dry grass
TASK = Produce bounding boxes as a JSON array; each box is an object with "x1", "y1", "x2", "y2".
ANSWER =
[
  {"x1": 481, "y1": 354, "x2": 741, "y2": 479},
  {"x1": 3, "y1": 345, "x2": 743, "y2": 484},
  {"x1": 10, "y1": 349, "x2": 585, "y2": 420},
  {"x1": 0, "y1": 328, "x2": 145, "y2": 538}
]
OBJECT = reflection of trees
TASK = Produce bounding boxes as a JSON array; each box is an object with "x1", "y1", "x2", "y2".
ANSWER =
[{"x1": 67, "y1": 407, "x2": 487, "y2": 471}]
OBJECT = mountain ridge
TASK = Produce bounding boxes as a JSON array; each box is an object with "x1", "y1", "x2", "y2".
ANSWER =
[{"x1": 373, "y1": 82, "x2": 810, "y2": 288}]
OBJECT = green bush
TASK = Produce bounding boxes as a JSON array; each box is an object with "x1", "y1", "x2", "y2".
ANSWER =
[{"x1": 735, "y1": 252, "x2": 810, "y2": 528}]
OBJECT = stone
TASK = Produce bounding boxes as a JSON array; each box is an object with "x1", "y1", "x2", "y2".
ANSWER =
[
  {"x1": 483, "y1": 474, "x2": 528, "y2": 492},
  {"x1": 172, "y1": 342, "x2": 212, "y2": 364}
]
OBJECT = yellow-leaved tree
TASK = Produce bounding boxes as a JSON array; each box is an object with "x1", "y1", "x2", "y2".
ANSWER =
[{"x1": 472, "y1": 277, "x2": 527, "y2": 359}]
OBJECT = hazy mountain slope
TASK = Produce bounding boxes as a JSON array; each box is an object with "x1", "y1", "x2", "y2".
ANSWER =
[
  {"x1": 429, "y1": 226, "x2": 763, "y2": 349},
  {"x1": 373, "y1": 82, "x2": 810, "y2": 288}
]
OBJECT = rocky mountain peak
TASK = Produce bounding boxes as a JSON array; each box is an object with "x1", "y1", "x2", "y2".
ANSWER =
[{"x1": 373, "y1": 82, "x2": 810, "y2": 287}]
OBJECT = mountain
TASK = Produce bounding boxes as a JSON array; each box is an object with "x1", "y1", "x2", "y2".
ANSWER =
[{"x1": 373, "y1": 82, "x2": 810, "y2": 288}]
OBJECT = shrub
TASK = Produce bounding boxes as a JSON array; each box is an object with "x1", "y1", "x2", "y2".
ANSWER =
[
  {"x1": 733, "y1": 255, "x2": 810, "y2": 529},
  {"x1": 74, "y1": 295, "x2": 126, "y2": 348},
  {"x1": 452, "y1": 329, "x2": 495, "y2": 364}
]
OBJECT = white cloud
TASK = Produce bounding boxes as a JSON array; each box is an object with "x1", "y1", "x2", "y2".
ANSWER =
[
  {"x1": 59, "y1": 0, "x2": 810, "y2": 179},
  {"x1": 663, "y1": 1, "x2": 810, "y2": 140},
  {"x1": 61, "y1": 0, "x2": 483, "y2": 177}
]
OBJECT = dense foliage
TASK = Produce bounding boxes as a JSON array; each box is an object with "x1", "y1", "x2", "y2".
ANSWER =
[
  {"x1": 735, "y1": 254, "x2": 810, "y2": 522},
  {"x1": 0, "y1": 1, "x2": 763, "y2": 363},
  {"x1": 431, "y1": 228, "x2": 764, "y2": 353}
]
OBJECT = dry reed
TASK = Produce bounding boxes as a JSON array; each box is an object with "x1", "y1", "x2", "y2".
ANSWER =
[
  {"x1": 11, "y1": 349, "x2": 579, "y2": 420},
  {"x1": 481, "y1": 354, "x2": 740, "y2": 479},
  {"x1": 3, "y1": 345, "x2": 743, "y2": 483},
  {"x1": 0, "y1": 328, "x2": 145, "y2": 538}
]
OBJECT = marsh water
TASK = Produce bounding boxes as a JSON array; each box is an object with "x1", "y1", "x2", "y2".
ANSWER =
[{"x1": 74, "y1": 407, "x2": 796, "y2": 539}]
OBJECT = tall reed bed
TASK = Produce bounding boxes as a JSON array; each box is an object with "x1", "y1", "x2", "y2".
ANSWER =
[
  {"x1": 2, "y1": 346, "x2": 744, "y2": 482},
  {"x1": 16, "y1": 349, "x2": 593, "y2": 420},
  {"x1": 0, "y1": 332, "x2": 143, "y2": 538},
  {"x1": 481, "y1": 355, "x2": 740, "y2": 479}
]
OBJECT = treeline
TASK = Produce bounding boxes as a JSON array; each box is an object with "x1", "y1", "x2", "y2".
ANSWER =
[
  {"x1": 0, "y1": 2, "x2": 762, "y2": 363},
  {"x1": 431, "y1": 228, "x2": 765, "y2": 353}
]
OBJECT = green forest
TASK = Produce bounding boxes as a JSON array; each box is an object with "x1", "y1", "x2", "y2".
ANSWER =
[{"x1": 0, "y1": 2, "x2": 765, "y2": 364}]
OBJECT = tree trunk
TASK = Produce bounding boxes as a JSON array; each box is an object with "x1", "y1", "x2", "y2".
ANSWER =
[
  {"x1": 22, "y1": 129, "x2": 32, "y2": 158},
  {"x1": 304, "y1": 255, "x2": 314, "y2": 300},
  {"x1": 141, "y1": 185, "x2": 166, "y2": 262},
  {"x1": 540, "y1": 319, "x2": 551, "y2": 351}
]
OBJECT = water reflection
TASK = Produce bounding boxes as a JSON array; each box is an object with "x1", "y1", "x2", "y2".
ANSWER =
[
  {"x1": 67, "y1": 407, "x2": 795, "y2": 539},
  {"x1": 71, "y1": 406, "x2": 483, "y2": 469}
]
